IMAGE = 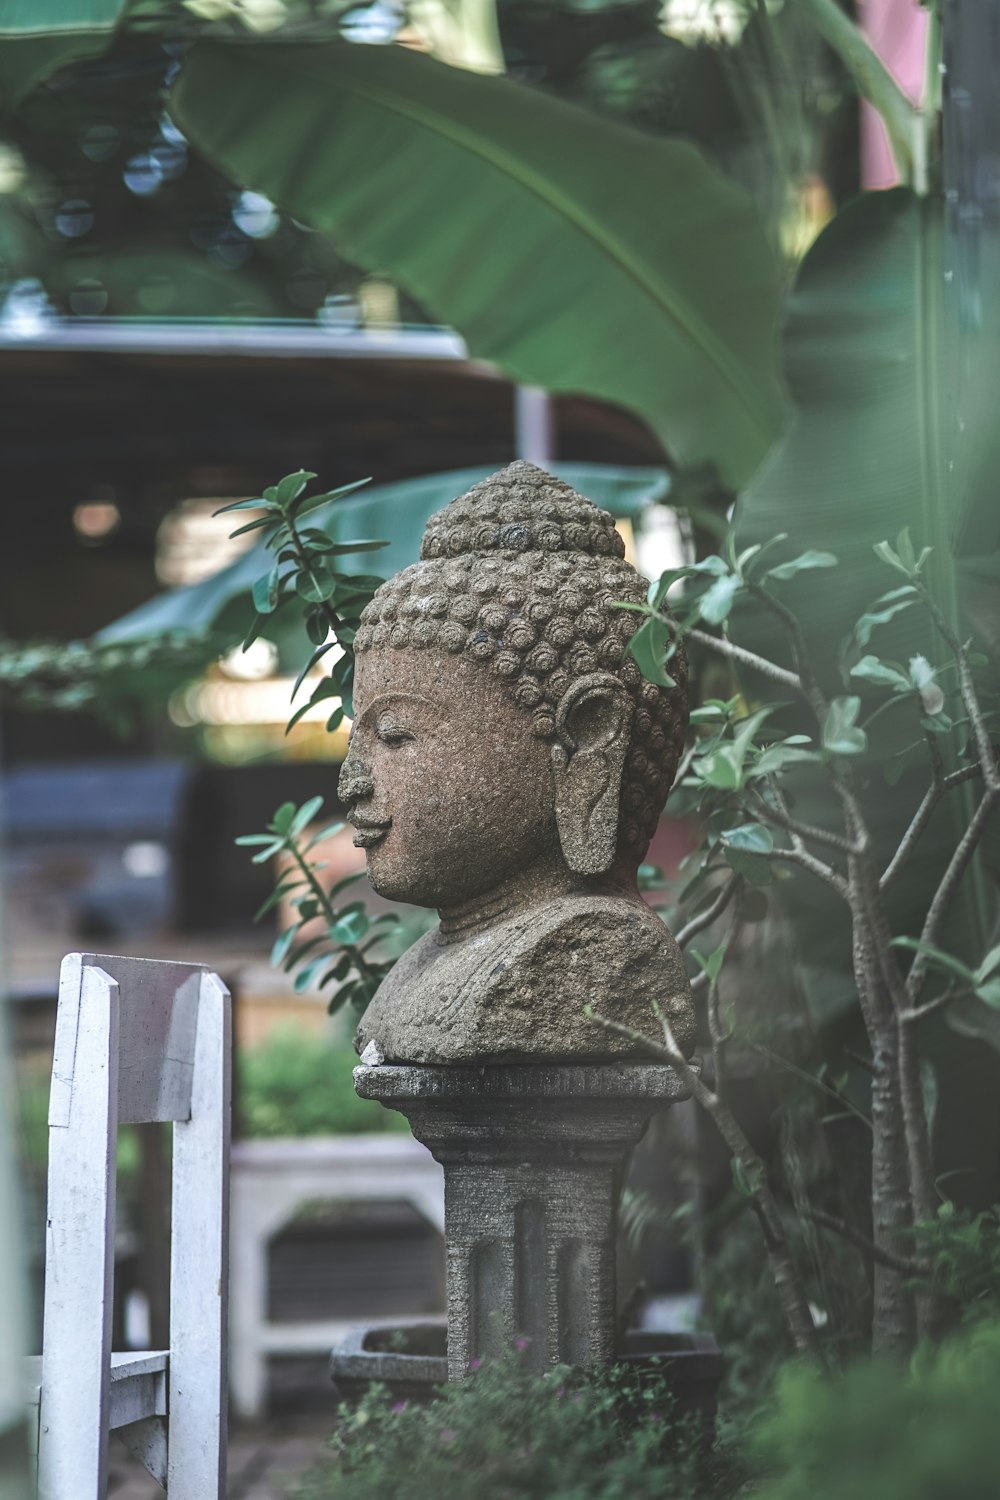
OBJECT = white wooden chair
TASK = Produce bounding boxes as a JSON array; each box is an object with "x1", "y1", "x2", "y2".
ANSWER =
[{"x1": 25, "y1": 953, "x2": 231, "y2": 1499}]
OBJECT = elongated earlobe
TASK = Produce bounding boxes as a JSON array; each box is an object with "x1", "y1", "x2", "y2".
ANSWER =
[{"x1": 551, "y1": 673, "x2": 632, "y2": 875}]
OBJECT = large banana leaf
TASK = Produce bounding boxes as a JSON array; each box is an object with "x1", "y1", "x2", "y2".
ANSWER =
[
  {"x1": 169, "y1": 39, "x2": 787, "y2": 491},
  {"x1": 0, "y1": 0, "x2": 129, "y2": 110},
  {"x1": 730, "y1": 188, "x2": 1000, "y2": 1183},
  {"x1": 96, "y1": 461, "x2": 669, "y2": 649},
  {"x1": 735, "y1": 189, "x2": 999, "y2": 684}
]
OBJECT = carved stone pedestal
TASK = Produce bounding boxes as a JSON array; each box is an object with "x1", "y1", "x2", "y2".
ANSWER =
[{"x1": 353, "y1": 1061, "x2": 688, "y2": 1380}]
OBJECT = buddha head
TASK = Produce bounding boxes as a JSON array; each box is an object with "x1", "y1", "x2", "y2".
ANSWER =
[{"x1": 337, "y1": 462, "x2": 688, "y2": 912}]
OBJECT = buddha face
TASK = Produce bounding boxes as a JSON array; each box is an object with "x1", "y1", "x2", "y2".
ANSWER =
[{"x1": 338, "y1": 648, "x2": 562, "y2": 908}]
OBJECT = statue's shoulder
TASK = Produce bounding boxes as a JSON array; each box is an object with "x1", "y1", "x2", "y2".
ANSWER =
[
  {"x1": 482, "y1": 892, "x2": 694, "y2": 1056},
  {"x1": 357, "y1": 891, "x2": 695, "y2": 1064}
]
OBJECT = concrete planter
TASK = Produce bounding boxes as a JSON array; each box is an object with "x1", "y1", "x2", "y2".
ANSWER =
[{"x1": 330, "y1": 1319, "x2": 723, "y2": 1434}]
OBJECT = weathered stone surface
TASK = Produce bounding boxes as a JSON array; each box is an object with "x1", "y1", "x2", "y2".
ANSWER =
[
  {"x1": 353, "y1": 1062, "x2": 690, "y2": 1378},
  {"x1": 356, "y1": 892, "x2": 694, "y2": 1064},
  {"x1": 338, "y1": 460, "x2": 695, "y2": 1063}
]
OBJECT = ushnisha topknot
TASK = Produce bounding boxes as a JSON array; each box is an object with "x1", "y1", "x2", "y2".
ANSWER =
[
  {"x1": 419, "y1": 462, "x2": 628, "y2": 562},
  {"x1": 354, "y1": 462, "x2": 688, "y2": 857}
]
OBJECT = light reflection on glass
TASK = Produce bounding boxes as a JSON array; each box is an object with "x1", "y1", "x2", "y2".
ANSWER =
[
  {"x1": 232, "y1": 190, "x2": 279, "y2": 239},
  {"x1": 55, "y1": 199, "x2": 94, "y2": 238},
  {"x1": 123, "y1": 153, "x2": 164, "y2": 197}
]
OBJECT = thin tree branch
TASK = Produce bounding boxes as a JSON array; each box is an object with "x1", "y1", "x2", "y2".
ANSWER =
[
  {"x1": 900, "y1": 985, "x2": 960, "y2": 1026},
  {"x1": 918, "y1": 590, "x2": 1000, "y2": 794},
  {"x1": 588, "y1": 1005, "x2": 822, "y2": 1361},
  {"x1": 755, "y1": 1045, "x2": 872, "y2": 1134},
  {"x1": 707, "y1": 889, "x2": 745, "y2": 1063},
  {"x1": 675, "y1": 873, "x2": 741, "y2": 949},
  {"x1": 881, "y1": 763, "x2": 983, "y2": 891},
  {"x1": 757, "y1": 846, "x2": 850, "y2": 900},
  {"x1": 748, "y1": 785, "x2": 858, "y2": 856},
  {"x1": 906, "y1": 787, "x2": 1000, "y2": 1003},
  {"x1": 686, "y1": 627, "x2": 802, "y2": 695},
  {"x1": 808, "y1": 1208, "x2": 925, "y2": 1279}
]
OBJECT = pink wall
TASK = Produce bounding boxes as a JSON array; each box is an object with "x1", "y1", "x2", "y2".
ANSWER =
[{"x1": 858, "y1": 0, "x2": 928, "y2": 187}]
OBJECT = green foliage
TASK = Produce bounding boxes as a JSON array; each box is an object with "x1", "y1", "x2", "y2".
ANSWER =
[
  {"x1": 754, "y1": 1320, "x2": 1000, "y2": 1500},
  {"x1": 296, "y1": 1353, "x2": 709, "y2": 1500},
  {"x1": 909, "y1": 1204, "x2": 1000, "y2": 1326},
  {"x1": 237, "y1": 797, "x2": 400, "y2": 1018},
  {"x1": 103, "y1": 463, "x2": 670, "y2": 648},
  {"x1": 0, "y1": 632, "x2": 217, "y2": 729},
  {"x1": 238, "y1": 1025, "x2": 407, "y2": 1138},
  {"x1": 170, "y1": 37, "x2": 787, "y2": 489},
  {"x1": 217, "y1": 468, "x2": 386, "y2": 723}
]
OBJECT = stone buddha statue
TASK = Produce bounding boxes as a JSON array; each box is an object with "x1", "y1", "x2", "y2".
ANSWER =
[{"x1": 337, "y1": 461, "x2": 695, "y2": 1064}]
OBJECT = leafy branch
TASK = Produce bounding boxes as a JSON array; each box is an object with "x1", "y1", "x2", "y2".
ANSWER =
[
  {"x1": 627, "y1": 527, "x2": 998, "y2": 1352},
  {"x1": 228, "y1": 470, "x2": 397, "y2": 1012},
  {"x1": 237, "y1": 797, "x2": 400, "y2": 1017},
  {"x1": 216, "y1": 468, "x2": 387, "y2": 732}
]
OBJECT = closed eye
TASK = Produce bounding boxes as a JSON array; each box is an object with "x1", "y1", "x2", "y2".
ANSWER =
[{"x1": 376, "y1": 722, "x2": 415, "y2": 747}]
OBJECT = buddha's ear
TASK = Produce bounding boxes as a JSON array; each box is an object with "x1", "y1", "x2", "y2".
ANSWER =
[{"x1": 551, "y1": 672, "x2": 632, "y2": 875}]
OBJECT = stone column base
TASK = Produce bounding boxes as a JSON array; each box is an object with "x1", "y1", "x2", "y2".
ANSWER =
[{"x1": 354, "y1": 1062, "x2": 688, "y2": 1380}]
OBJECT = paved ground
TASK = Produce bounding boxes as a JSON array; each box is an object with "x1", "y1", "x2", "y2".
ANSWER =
[
  {"x1": 108, "y1": 1376, "x2": 339, "y2": 1500},
  {"x1": 109, "y1": 1410, "x2": 336, "y2": 1499}
]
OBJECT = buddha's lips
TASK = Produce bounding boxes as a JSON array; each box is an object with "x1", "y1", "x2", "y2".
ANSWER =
[{"x1": 351, "y1": 821, "x2": 391, "y2": 850}]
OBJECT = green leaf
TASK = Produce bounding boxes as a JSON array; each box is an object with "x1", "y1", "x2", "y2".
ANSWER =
[
  {"x1": 852, "y1": 597, "x2": 918, "y2": 650},
  {"x1": 322, "y1": 539, "x2": 390, "y2": 556},
  {"x1": 873, "y1": 539, "x2": 911, "y2": 576},
  {"x1": 822, "y1": 696, "x2": 867, "y2": 756},
  {"x1": 974, "y1": 978, "x2": 1000, "y2": 1009},
  {"x1": 295, "y1": 568, "x2": 337, "y2": 604},
  {"x1": 242, "y1": 614, "x2": 267, "y2": 652},
  {"x1": 628, "y1": 616, "x2": 676, "y2": 688},
  {"x1": 305, "y1": 608, "x2": 330, "y2": 647},
  {"x1": 695, "y1": 746, "x2": 742, "y2": 791},
  {"x1": 723, "y1": 848, "x2": 774, "y2": 886},
  {"x1": 0, "y1": 0, "x2": 128, "y2": 109},
  {"x1": 975, "y1": 945, "x2": 1000, "y2": 985},
  {"x1": 275, "y1": 471, "x2": 316, "y2": 509},
  {"x1": 331, "y1": 909, "x2": 370, "y2": 945},
  {"x1": 292, "y1": 640, "x2": 338, "y2": 699},
  {"x1": 763, "y1": 549, "x2": 838, "y2": 582},
  {"x1": 691, "y1": 944, "x2": 726, "y2": 983},
  {"x1": 738, "y1": 533, "x2": 789, "y2": 579},
  {"x1": 750, "y1": 741, "x2": 819, "y2": 778},
  {"x1": 290, "y1": 796, "x2": 324, "y2": 836},
  {"x1": 730, "y1": 1157, "x2": 763, "y2": 1199},
  {"x1": 271, "y1": 802, "x2": 298, "y2": 837},
  {"x1": 229, "y1": 515, "x2": 280, "y2": 540},
  {"x1": 721, "y1": 823, "x2": 774, "y2": 853},
  {"x1": 214, "y1": 496, "x2": 275, "y2": 516},
  {"x1": 171, "y1": 41, "x2": 787, "y2": 489},
  {"x1": 849, "y1": 655, "x2": 912, "y2": 693},
  {"x1": 698, "y1": 573, "x2": 741, "y2": 626},
  {"x1": 291, "y1": 477, "x2": 371, "y2": 521},
  {"x1": 890, "y1": 936, "x2": 977, "y2": 984},
  {"x1": 251, "y1": 568, "x2": 281, "y2": 616},
  {"x1": 271, "y1": 927, "x2": 297, "y2": 967}
]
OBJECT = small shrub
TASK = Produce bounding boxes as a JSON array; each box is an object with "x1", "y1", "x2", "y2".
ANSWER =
[
  {"x1": 910, "y1": 1203, "x2": 1000, "y2": 1326},
  {"x1": 295, "y1": 1353, "x2": 716, "y2": 1500},
  {"x1": 754, "y1": 1320, "x2": 1000, "y2": 1500},
  {"x1": 238, "y1": 1025, "x2": 407, "y2": 1138}
]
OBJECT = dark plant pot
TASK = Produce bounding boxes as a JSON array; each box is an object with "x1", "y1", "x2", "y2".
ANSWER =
[{"x1": 329, "y1": 1321, "x2": 723, "y2": 1436}]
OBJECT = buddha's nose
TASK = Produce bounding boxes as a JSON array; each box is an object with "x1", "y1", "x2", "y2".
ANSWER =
[{"x1": 338, "y1": 742, "x2": 375, "y2": 806}]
